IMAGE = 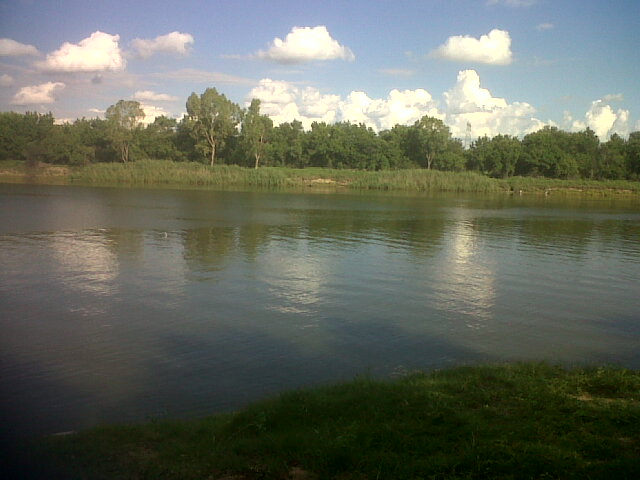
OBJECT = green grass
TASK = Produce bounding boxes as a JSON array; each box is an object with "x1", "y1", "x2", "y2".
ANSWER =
[
  {"x1": 2, "y1": 159, "x2": 640, "y2": 195},
  {"x1": 18, "y1": 363, "x2": 640, "y2": 479}
]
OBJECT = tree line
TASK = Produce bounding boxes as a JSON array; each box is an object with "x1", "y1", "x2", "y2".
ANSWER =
[{"x1": 1, "y1": 86, "x2": 639, "y2": 180}]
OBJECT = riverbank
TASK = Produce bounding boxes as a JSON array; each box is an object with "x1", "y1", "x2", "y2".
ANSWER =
[
  {"x1": 16, "y1": 363, "x2": 640, "y2": 479},
  {"x1": 1, "y1": 159, "x2": 639, "y2": 196}
]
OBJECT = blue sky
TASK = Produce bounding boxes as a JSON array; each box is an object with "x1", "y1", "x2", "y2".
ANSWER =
[{"x1": 1, "y1": 0, "x2": 638, "y2": 140}]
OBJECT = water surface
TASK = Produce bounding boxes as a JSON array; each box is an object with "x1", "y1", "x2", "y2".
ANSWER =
[{"x1": 1, "y1": 183, "x2": 639, "y2": 438}]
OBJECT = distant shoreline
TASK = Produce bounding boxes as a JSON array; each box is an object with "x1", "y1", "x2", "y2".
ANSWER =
[{"x1": 2, "y1": 159, "x2": 639, "y2": 196}]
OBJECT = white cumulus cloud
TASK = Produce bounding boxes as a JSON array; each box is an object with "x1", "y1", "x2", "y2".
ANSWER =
[
  {"x1": 39, "y1": 31, "x2": 125, "y2": 72},
  {"x1": 139, "y1": 104, "x2": 170, "y2": 125},
  {"x1": 0, "y1": 38, "x2": 40, "y2": 56},
  {"x1": 429, "y1": 29, "x2": 513, "y2": 65},
  {"x1": 249, "y1": 70, "x2": 548, "y2": 137},
  {"x1": 248, "y1": 79, "x2": 439, "y2": 131},
  {"x1": 11, "y1": 81, "x2": 65, "y2": 105},
  {"x1": 443, "y1": 70, "x2": 543, "y2": 138},
  {"x1": 0, "y1": 74, "x2": 15, "y2": 87},
  {"x1": 584, "y1": 99, "x2": 629, "y2": 140},
  {"x1": 131, "y1": 31, "x2": 194, "y2": 58},
  {"x1": 133, "y1": 90, "x2": 178, "y2": 102},
  {"x1": 248, "y1": 79, "x2": 339, "y2": 128},
  {"x1": 256, "y1": 26, "x2": 355, "y2": 64}
]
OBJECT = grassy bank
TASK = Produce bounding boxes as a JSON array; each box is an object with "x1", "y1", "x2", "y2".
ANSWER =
[
  {"x1": 17, "y1": 363, "x2": 640, "y2": 479},
  {"x1": 2, "y1": 159, "x2": 640, "y2": 195}
]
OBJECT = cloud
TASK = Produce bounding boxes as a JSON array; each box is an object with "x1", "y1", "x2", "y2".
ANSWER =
[
  {"x1": 131, "y1": 31, "x2": 194, "y2": 58},
  {"x1": 584, "y1": 99, "x2": 629, "y2": 140},
  {"x1": 248, "y1": 78, "x2": 339, "y2": 128},
  {"x1": 39, "y1": 31, "x2": 125, "y2": 72},
  {"x1": 139, "y1": 104, "x2": 170, "y2": 124},
  {"x1": 133, "y1": 90, "x2": 178, "y2": 102},
  {"x1": 602, "y1": 93, "x2": 624, "y2": 102},
  {"x1": 429, "y1": 29, "x2": 513, "y2": 65},
  {"x1": 0, "y1": 74, "x2": 14, "y2": 87},
  {"x1": 340, "y1": 89, "x2": 441, "y2": 131},
  {"x1": 0, "y1": 38, "x2": 40, "y2": 56},
  {"x1": 443, "y1": 70, "x2": 507, "y2": 114},
  {"x1": 536, "y1": 23, "x2": 554, "y2": 31},
  {"x1": 11, "y1": 81, "x2": 65, "y2": 105},
  {"x1": 442, "y1": 70, "x2": 544, "y2": 138},
  {"x1": 255, "y1": 26, "x2": 355, "y2": 64},
  {"x1": 248, "y1": 78, "x2": 439, "y2": 131},
  {"x1": 249, "y1": 70, "x2": 547, "y2": 137}
]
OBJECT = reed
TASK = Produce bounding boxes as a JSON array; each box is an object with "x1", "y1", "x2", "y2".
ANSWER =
[{"x1": 3, "y1": 159, "x2": 638, "y2": 195}]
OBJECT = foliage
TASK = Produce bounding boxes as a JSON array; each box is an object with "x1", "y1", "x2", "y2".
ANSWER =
[
  {"x1": 411, "y1": 115, "x2": 453, "y2": 169},
  {"x1": 241, "y1": 99, "x2": 273, "y2": 168},
  {"x1": 105, "y1": 100, "x2": 145, "y2": 163},
  {"x1": 1, "y1": 87, "x2": 640, "y2": 182},
  {"x1": 468, "y1": 134, "x2": 521, "y2": 178},
  {"x1": 185, "y1": 88, "x2": 241, "y2": 165}
]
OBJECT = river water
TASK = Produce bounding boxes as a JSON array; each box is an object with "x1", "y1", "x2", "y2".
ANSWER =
[{"x1": 1, "y1": 183, "x2": 639, "y2": 438}]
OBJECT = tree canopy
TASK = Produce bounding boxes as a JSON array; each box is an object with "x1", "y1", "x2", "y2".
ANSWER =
[{"x1": 1, "y1": 84, "x2": 640, "y2": 182}]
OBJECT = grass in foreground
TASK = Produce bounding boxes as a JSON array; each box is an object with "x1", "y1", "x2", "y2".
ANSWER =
[{"x1": 17, "y1": 363, "x2": 640, "y2": 479}]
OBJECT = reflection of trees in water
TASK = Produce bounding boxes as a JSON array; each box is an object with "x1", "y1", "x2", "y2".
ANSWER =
[
  {"x1": 181, "y1": 227, "x2": 237, "y2": 273},
  {"x1": 179, "y1": 208, "x2": 448, "y2": 268},
  {"x1": 102, "y1": 228, "x2": 144, "y2": 258}
]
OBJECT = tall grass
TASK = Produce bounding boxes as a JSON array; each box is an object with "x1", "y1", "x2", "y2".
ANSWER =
[
  {"x1": 4, "y1": 158, "x2": 637, "y2": 195},
  {"x1": 71, "y1": 160, "x2": 503, "y2": 193}
]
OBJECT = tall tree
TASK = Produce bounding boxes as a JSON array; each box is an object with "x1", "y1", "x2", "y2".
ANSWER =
[
  {"x1": 241, "y1": 99, "x2": 273, "y2": 169},
  {"x1": 626, "y1": 131, "x2": 640, "y2": 179},
  {"x1": 599, "y1": 134, "x2": 627, "y2": 179},
  {"x1": 266, "y1": 120, "x2": 305, "y2": 167},
  {"x1": 469, "y1": 134, "x2": 521, "y2": 178},
  {"x1": 186, "y1": 88, "x2": 241, "y2": 166},
  {"x1": 105, "y1": 100, "x2": 145, "y2": 163},
  {"x1": 411, "y1": 116, "x2": 451, "y2": 169},
  {"x1": 518, "y1": 126, "x2": 577, "y2": 178}
]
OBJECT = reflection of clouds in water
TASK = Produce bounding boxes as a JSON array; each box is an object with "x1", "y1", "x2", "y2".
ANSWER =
[
  {"x1": 139, "y1": 230, "x2": 188, "y2": 299},
  {"x1": 16, "y1": 229, "x2": 191, "y2": 427},
  {"x1": 433, "y1": 218, "x2": 496, "y2": 328},
  {"x1": 50, "y1": 230, "x2": 118, "y2": 298},
  {"x1": 262, "y1": 243, "x2": 325, "y2": 318}
]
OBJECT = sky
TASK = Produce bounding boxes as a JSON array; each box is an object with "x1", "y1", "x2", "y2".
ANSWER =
[{"x1": 1, "y1": 0, "x2": 638, "y2": 141}]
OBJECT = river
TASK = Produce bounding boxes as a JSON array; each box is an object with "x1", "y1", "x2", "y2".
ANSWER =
[{"x1": 1, "y1": 183, "x2": 639, "y2": 438}]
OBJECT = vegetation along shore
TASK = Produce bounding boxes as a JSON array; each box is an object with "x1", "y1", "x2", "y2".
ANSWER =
[
  {"x1": 13, "y1": 362, "x2": 640, "y2": 479},
  {"x1": 1, "y1": 84, "x2": 640, "y2": 196},
  {"x1": 2, "y1": 159, "x2": 640, "y2": 196}
]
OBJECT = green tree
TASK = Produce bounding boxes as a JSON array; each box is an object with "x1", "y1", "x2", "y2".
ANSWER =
[
  {"x1": 626, "y1": 131, "x2": 640, "y2": 179},
  {"x1": 518, "y1": 126, "x2": 577, "y2": 178},
  {"x1": 599, "y1": 134, "x2": 627, "y2": 179},
  {"x1": 569, "y1": 128, "x2": 600, "y2": 179},
  {"x1": 0, "y1": 111, "x2": 55, "y2": 161},
  {"x1": 105, "y1": 100, "x2": 145, "y2": 163},
  {"x1": 137, "y1": 116, "x2": 183, "y2": 161},
  {"x1": 410, "y1": 116, "x2": 451, "y2": 170},
  {"x1": 241, "y1": 99, "x2": 273, "y2": 169},
  {"x1": 185, "y1": 88, "x2": 241, "y2": 166},
  {"x1": 469, "y1": 134, "x2": 521, "y2": 178},
  {"x1": 379, "y1": 125, "x2": 417, "y2": 169},
  {"x1": 266, "y1": 120, "x2": 305, "y2": 167}
]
